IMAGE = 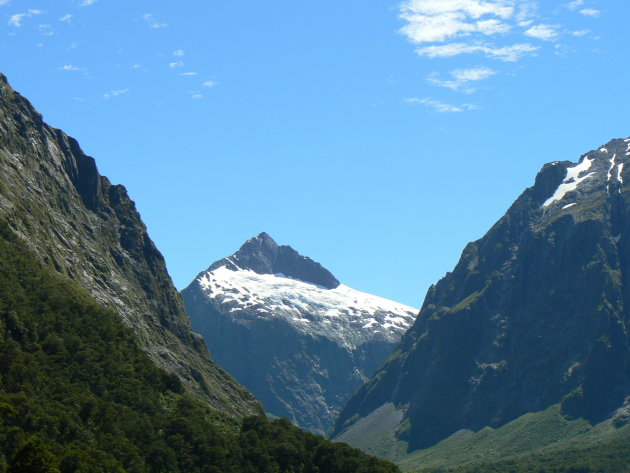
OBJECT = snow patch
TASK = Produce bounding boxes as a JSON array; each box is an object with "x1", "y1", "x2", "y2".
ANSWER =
[
  {"x1": 607, "y1": 154, "x2": 616, "y2": 182},
  {"x1": 614, "y1": 234, "x2": 622, "y2": 243},
  {"x1": 196, "y1": 266, "x2": 418, "y2": 349},
  {"x1": 562, "y1": 203, "x2": 576, "y2": 210},
  {"x1": 601, "y1": 148, "x2": 608, "y2": 153},
  {"x1": 618, "y1": 163, "x2": 624, "y2": 184},
  {"x1": 543, "y1": 157, "x2": 595, "y2": 207}
]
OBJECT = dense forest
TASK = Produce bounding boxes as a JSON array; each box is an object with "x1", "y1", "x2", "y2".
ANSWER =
[{"x1": 0, "y1": 218, "x2": 399, "y2": 473}]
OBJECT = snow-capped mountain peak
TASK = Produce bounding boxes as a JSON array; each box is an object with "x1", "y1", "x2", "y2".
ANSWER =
[{"x1": 182, "y1": 233, "x2": 418, "y2": 433}]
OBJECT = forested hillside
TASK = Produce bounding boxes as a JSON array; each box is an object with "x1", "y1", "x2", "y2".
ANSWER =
[{"x1": 0, "y1": 218, "x2": 399, "y2": 473}]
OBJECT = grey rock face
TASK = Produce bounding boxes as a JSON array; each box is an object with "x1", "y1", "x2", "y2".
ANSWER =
[
  {"x1": 182, "y1": 233, "x2": 417, "y2": 434},
  {"x1": 333, "y1": 138, "x2": 630, "y2": 452},
  {"x1": 0, "y1": 73, "x2": 261, "y2": 417},
  {"x1": 209, "y1": 232, "x2": 340, "y2": 289}
]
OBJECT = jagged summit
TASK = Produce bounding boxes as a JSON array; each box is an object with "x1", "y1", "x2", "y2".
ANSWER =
[
  {"x1": 0, "y1": 72, "x2": 261, "y2": 417},
  {"x1": 182, "y1": 235, "x2": 417, "y2": 434},
  {"x1": 534, "y1": 137, "x2": 630, "y2": 214},
  {"x1": 333, "y1": 135, "x2": 630, "y2": 456},
  {"x1": 208, "y1": 232, "x2": 340, "y2": 289}
]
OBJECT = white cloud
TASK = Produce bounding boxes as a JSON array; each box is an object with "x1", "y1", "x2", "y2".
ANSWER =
[
  {"x1": 416, "y1": 42, "x2": 538, "y2": 61},
  {"x1": 173, "y1": 49, "x2": 185, "y2": 57},
  {"x1": 60, "y1": 65, "x2": 82, "y2": 71},
  {"x1": 397, "y1": 1, "x2": 581, "y2": 61},
  {"x1": 104, "y1": 88, "x2": 130, "y2": 99},
  {"x1": 580, "y1": 8, "x2": 601, "y2": 17},
  {"x1": 8, "y1": 9, "x2": 43, "y2": 27},
  {"x1": 59, "y1": 14, "x2": 74, "y2": 22},
  {"x1": 79, "y1": 0, "x2": 99, "y2": 6},
  {"x1": 524, "y1": 24, "x2": 560, "y2": 41},
  {"x1": 571, "y1": 29, "x2": 591, "y2": 37},
  {"x1": 567, "y1": 0, "x2": 584, "y2": 9},
  {"x1": 169, "y1": 61, "x2": 184, "y2": 68},
  {"x1": 190, "y1": 93, "x2": 203, "y2": 99},
  {"x1": 0, "y1": 0, "x2": 10, "y2": 6},
  {"x1": 38, "y1": 24, "x2": 54, "y2": 36},
  {"x1": 399, "y1": 0, "x2": 515, "y2": 44},
  {"x1": 428, "y1": 66, "x2": 497, "y2": 92},
  {"x1": 181, "y1": 72, "x2": 198, "y2": 76},
  {"x1": 143, "y1": 13, "x2": 167, "y2": 29},
  {"x1": 8, "y1": 14, "x2": 26, "y2": 27},
  {"x1": 405, "y1": 97, "x2": 479, "y2": 112},
  {"x1": 203, "y1": 81, "x2": 219, "y2": 87}
]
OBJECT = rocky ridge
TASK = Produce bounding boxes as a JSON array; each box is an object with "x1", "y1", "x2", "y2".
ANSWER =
[
  {"x1": 182, "y1": 232, "x2": 417, "y2": 434},
  {"x1": 333, "y1": 137, "x2": 630, "y2": 453},
  {"x1": 0, "y1": 73, "x2": 261, "y2": 417}
]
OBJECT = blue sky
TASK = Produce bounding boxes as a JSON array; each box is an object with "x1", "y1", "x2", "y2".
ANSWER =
[{"x1": 1, "y1": 0, "x2": 627, "y2": 307}]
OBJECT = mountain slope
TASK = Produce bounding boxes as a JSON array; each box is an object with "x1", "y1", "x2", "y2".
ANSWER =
[
  {"x1": 182, "y1": 233, "x2": 417, "y2": 434},
  {"x1": 332, "y1": 137, "x2": 630, "y2": 461},
  {"x1": 0, "y1": 217, "x2": 400, "y2": 473},
  {"x1": 0, "y1": 73, "x2": 260, "y2": 417}
]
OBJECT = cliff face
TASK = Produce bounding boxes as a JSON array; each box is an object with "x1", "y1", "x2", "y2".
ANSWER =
[
  {"x1": 182, "y1": 233, "x2": 417, "y2": 434},
  {"x1": 333, "y1": 138, "x2": 630, "y2": 452},
  {"x1": 0, "y1": 73, "x2": 261, "y2": 417}
]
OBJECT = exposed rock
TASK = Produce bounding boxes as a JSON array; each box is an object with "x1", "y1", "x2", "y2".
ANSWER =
[
  {"x1": 333, "y1": 138, "x2": 630, "y2": 452},
  {"x1": 182, "y1": 233, "x2": 417, "y2": 434},
  {"x1": 0, "y1": 73, "x2": 261, "y2": 417}
]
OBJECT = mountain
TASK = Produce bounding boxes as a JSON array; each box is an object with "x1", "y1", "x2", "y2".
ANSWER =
[
  {"x1": 182, "y1": 232, "x2": 417, "y2": 434},
  {"x1": 0, "y1": 73, "x2": 260, "y2": 417},
  {"x1": 0, "y1": 73, "x2": 402, "y2": 473},
  {"x1": 332, "y1": 137, "x2": 630, "y2": 469},
  {"x1": 0, "y1": 216, "x2": 401, "y2": 473}
]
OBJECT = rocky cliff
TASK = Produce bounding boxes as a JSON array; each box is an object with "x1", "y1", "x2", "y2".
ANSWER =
[
  {"x1": 0, "y1": 73, "x2": 261, "y2": 417},
  {"x1": 333, "y1": 137, "x2": 630, "y2": 453},
  {"x1": 182, "y1": 232, "x2": 417, "y2": 434}
]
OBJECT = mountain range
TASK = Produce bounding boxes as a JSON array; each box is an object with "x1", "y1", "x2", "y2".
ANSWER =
[
  {"x1": 182, "y1": 232, "x2": 417, "y2": 434},
  {"x1": 0, "y1": 72, "x2": 400, "y2": 473},
  {"x1": 332, "y1": 136, "x2": 630, "y2": 471},
  {"x1": 3, "y1": 68, "x2": 630, "y2": 473}
]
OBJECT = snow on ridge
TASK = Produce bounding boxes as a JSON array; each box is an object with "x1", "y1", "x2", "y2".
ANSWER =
[
  {"x1": 196, "y1": 265, "x2": 418, "y2": 348},
  {"x1": 607, "y1": 154, "x2": 616, "y2": 182},
  {"x1": 543, "y1": 157, "x2": 595, "y2": 208}
]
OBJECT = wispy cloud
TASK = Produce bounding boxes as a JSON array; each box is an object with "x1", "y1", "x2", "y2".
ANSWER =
[
  {"x1": 181, "y1": 72, "x2": 198, "y2": 76},
  {"x1": 143, "y1": 13, "x2": 167, "y2": 29},
  {"x1": 405, "y1": 97, "x2": 479, "y2": 113},
  {"x1": 169, "y1": 61, "x2": 183, "y2": 68},
  {"x1": 173, "y1": 49, "x2": 185, "y2": 57},
  {"x1": 399, "y1": 0, "x2": 514, "y2": 44},
  {"x1": 428, "y1": 66, "x2": 497, "y2": 93},
  {"x1": 567, "y1": 0, "x2": 585, "y2": 10},
  {"x1": 524, "y1": 24, "x2": 560, "y2": 41},
  {"x1": 78, "y1": 0, "x2": 99, "y2": 6},
  {"x1": 59, "y1": 14, "x2": 74, "y2": 22},
  {"x1": 203, "y1": 80, "x2": 219, "y2": 87},
  {"x1": 60, "y1": 65, "x2": 83, "y2": 71},
  {"x1": 397, "y1": 0, "x2": 576, "y2": 61},
  {"x1": 0, "y1": 0, "x2": 11, "y2": 6},
  {"x1": 8, "y1": 14, "x2": 26, "y2": 27},
  {"x1": 579, "y1": 8, "x2": 601, "y2": 17},
  {"x1": 104, "y1": 88, "x2": 130, "y2": 99},
  {"x1": 417, "y1": 42, "x2": 538, "y2": 61},
  {"x1": 8, "y1": 9, "x2": 43, "y2": 27},
  {"x1": 190, "y1": 93, "x2": 203, "y2": 100},
  {"x1": 38, "y1": 24, "x2": 54, "y2": 36}
]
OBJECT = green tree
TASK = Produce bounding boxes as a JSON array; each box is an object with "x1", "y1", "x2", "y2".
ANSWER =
[{"x1": 8, "y1": 436, "x2": 59, "y2": 473}]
